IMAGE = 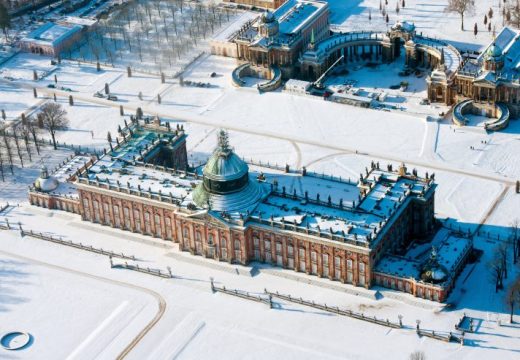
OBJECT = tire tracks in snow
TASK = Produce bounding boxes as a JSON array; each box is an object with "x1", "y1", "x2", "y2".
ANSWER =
[
  {"x1": 3, "y1": 79, "x2": 517, "y2": 186},
  {"x1": 0, "y1": 248, "x2": 166, "y2": 360}
]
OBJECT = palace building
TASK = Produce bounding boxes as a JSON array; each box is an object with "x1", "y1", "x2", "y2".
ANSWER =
[
  {"x1": 212, "y1": 0, "x2": 330, "y2": 78},
  {"x1": 452, "y1": 27, "x2": 520, "y2": 130},
  {"x1": 222, "y1": 0, "x2": 286, "y2": 10},
  {"x1": 29, "y1": 120, "x2": 472, "y2": 302}
]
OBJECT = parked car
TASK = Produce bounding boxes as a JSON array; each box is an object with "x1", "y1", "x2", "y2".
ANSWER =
[
  {"x1": 61, "y1": 87, "x2": 72, "y2": 92},
  {"x1": 93, "y1": 91, "x2": 104, "y2": 98},
  {"x1": 47, "y1": 84, "x2": 56, "y2": 88},
  {"x1": 107, "y1": 94, "x2": 118, "y2": 101}
]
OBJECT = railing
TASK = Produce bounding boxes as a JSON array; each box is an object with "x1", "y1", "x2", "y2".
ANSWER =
[
  {"x1": 210, "y1": 278, "x2": 273, "y2": 307},
  {"x1": 245, "y1": 158, "x2": 357, "y2": 186},
  {"x1": 231, "y1": 63, "x2": 250, "y2": 87},
  {"x1": 257, "y1": 66, "x2": 282, "y2": 93},
  {"x1": 249, "y1": 215, "x2": 371, "y2": 248},
  {"x1": 20, "y1": 229, "x2": 137, "y2": 260},
  {"x1": 110, "y1": 258, "x2": 173, "y2": 278},
  {"x1": 452, "y1": 99, "x2": 473, "y2": 126},
  {"x1": 417, "y1": 328, "x2": 464, "y2": 344},
  {"x1": 484, "y1": 103, "x2": 510, "y2": 131},
  {"x1": 265, "y1": 289, "x2": 402, "y2": 329}
]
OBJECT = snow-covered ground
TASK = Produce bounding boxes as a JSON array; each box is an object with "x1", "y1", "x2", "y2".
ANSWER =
[{"x1": 327, "y1": 0, "x2": 501, "y2": 51}]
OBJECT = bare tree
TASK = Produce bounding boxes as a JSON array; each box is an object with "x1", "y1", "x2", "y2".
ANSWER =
[
  {"x1": 510, "y1": 219, "x2": 520, "y2": 264},
  {"x1": 39, "y1": 102, "x2": 69, "y2": 150},
  {"x1": 510, "y1": 1, "x2": 520, "y2": 30},
  {"x1": 446, "y1": 0, "x2": 476, "y2": 31},
  {"x1": 506, "y1": 275, "x2": 520, "y2": 323},
  {"x1": 20, "y1": 122, "x2": 32, "y2": 162},
  {"x1": 27, "y1": 118, "x2": 41, "y2": 155},
  {"x1": 1, "y1": 129, "x2": 13, "y2": 174},
  {"x1": 489, "y1": 244, "x2": 507, "y2": 292},
  {"x1": 11, "y1": 126, "x2": 23, "y2": 167}
]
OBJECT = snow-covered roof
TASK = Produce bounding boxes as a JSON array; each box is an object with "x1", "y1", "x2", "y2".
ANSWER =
[
  {"x1": 77, "y1": 124, "x2": 434, "y2": 250},
  {"x1": 21, "y1": 22, "x2": 82, "y2": 47},
  {"x1": 274, "y1": 0, "x2": 327, "y2": 36},
  {"x1": 234, "y1": 0, "x2": 328, "y2": 49},
  {"x1": 375, "y1": 232, "x2": 472, "y2": 283},
  {"x1": 461, "y1": 27, "x2": 520, "y2": 83}
]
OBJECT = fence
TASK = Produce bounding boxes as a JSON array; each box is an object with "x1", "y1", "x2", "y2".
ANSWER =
[
  {"x1": 20, "y1": 229, "x2": 136, "y2": 260},
  {"x1": 210, "y1": 278, "x2": 272, "y2": 307},
  {"x1": 417, "y1": 329, "x2": 463, "y2": 345},
  {"x1": 245, "y1": 158, "x2": 357, "y2": 186},
  {"x1": 110, "y1": 258, "x2": 173, "y2": 279},
  {"x1": 265, "y1": 289, "x2": 402, "y2": 329}
]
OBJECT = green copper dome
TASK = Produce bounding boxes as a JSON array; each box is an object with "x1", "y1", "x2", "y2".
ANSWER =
[
  {"x1": 192, "y1": 130, "x2": 267, "y2": 212},
  {"x1": 485, "y1": 43, "x2": 503, "y2": 60}
]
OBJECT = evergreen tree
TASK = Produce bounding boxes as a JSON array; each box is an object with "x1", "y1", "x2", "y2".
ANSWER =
[{"x1": 0, "y1": 4, "x2": 10, "y2": 41}]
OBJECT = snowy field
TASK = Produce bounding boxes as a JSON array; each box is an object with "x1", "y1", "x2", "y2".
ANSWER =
[
  {"x1": 0, "y1": 0, "x2": 520, "y2": 358},
  {"x1": 0, "y1": 247, "x2": 159, "y2": 359}
]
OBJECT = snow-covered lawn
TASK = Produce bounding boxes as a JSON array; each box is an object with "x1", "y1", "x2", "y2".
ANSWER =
[
  {"x1": 328, "y1": 0, "x2": 500, "y2": 51},
  {"x1": 0, "y1": 245, "x2": 158, "y2": 359}
]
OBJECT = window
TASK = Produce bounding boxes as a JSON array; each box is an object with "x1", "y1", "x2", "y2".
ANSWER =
[
  {"x1": 334, "y1": 256, "x2": 341, "y2": 280},
  {"x1": 183, "y1": 227, "x2": 189, "y2": 239},
  {"x1": 359, "y1": 262, "x2": 365, "y2": 274},
  {"x1": 155, "y1": 214, "x2": 161, "y2": 237},
  {"x1": 234, "y1": 239, "x2": 241, "y2": 260},
  {"x1": 347, "y1": 272, "x2": 353, "y2": 283},
  {"x1": 276, "y1": 242, "x2": 282, "y2": 254},
  {"x1": 82, "y1": 199, "x2": 90, "y2": 220},
  {"x1": 208, "y1": 234, "x2": 214, "y2": 245},
  {"x1": 165, "y1": 217, "x2": 172, "y2": 239},
  {"x1": 134, "y1": 209, "x2": 141, "y2": 232},
  {"x1": 311, "y1": 251, "x2": 317, "y2": 262},
  {"x1": 221, "y1": 237, "x2": 228, "y2": 260},
  {"x1": 93, "y1": 200, "x2": 100, "y2": 222},
  {"x1": 322, "y1": 254, "x2": 329, "y2": 277},
  {"x1": 287, "y1": 245, "x2": 294, "y2": 257},
  {"x1": 113, "y1": 205, "x2": 120, "y2": 228},
  {"x1": 124, "y1": 207, "x2": 131, "y2": 230},
  {"x1": 103, "y1": 203, "x2": 110, "y2": 225},
  {"x1": 195, "y1": 232, "x2": 202, "y2": 255},
  {"x1": 359, "y1": 274, "x2": 365, "y2": 286},
  {"x1": 144, "y1": 212, "x2": 151, "y2": 234}
]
